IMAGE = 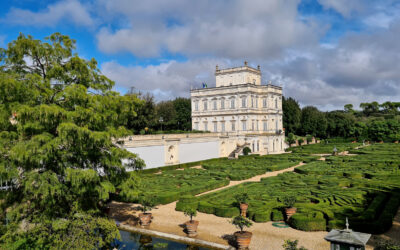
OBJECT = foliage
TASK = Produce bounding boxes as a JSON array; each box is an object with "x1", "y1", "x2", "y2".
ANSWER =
[
  {"x1": 284, "y1": 96, "x2": 400, "y2": 142},
  {"x1": 300, "y1": 106, "x2": 327, "y2": 138},
  {"x1": 298, "y1": 138, "x2": 304, "y2": 146},
  {"x1": 0, "y1": 33, "x2": 143, "y2": 248},
  {"x1": 243, "y1": 146, "x2": 251, "y2": 155},
  {"x1": 128, "y1": 154, "x2": 316, "y2": 205},
  {"x1": 139, "y1": 195, "x2": 156, "y2": 213},
  {"x1": 183, "y1": 206, "x2": 197, "y2": 222},
  {"x1": 283, "y1": 97, "x2": 301, "y2": 135},
  {"x1": 231, "y1": 215, "x2": 253, "y2": 232},
  {"x1": 287, "y1": 133, "x2": 296, "y2": 145},
  {"x1": 374, "y1": 239, "x2": 400, "y2": 250},
  {"x1": 282, "y1": 195, "x2": 297, "y2": 208},
  {"x1": 235, "y1": 193, "x2": 249, "y2": 204},
  {"x1": 195, "y1": 143, "x2": 400, "y2": 234},
  {"x1": 282, "y1": 239, "x2": 308, "y2": 250}
]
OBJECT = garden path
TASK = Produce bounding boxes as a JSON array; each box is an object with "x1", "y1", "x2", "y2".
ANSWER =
[
  {"x1": 109, "y1": 161, "x2": 342, "y2": 249},
  {"x1": 195, "y1": 161, "x2": 305, "y2": 197}
]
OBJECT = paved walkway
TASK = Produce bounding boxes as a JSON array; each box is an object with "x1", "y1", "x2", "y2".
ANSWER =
[{"x1": 109, "y1": 161, "x2": 336, "y2": 250}]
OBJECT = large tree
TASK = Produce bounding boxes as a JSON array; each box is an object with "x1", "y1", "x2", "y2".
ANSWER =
[
  {"x1": 300, "y1": 106, "x2": 327, "y2": 138},
  {"x1": 0, "y1": 33, "x2": 143, "y2": 248},
  {"x1": 173, "y1": 97, "x2": 191, "y2": 130},
  {"x1": 282, "y1": 97, "x2": 301, "y2": 135}
]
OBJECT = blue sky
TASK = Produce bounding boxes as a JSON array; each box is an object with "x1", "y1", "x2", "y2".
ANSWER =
[{"x1": 1, "y1": 0, "x2": 399, "y2": 110}]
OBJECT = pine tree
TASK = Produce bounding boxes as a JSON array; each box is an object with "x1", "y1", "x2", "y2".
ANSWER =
[{"x1": 0, "y1": 33, "x2": 144, "y2": 248}]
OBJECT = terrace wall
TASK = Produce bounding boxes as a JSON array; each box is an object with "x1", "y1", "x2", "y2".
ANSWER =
[{"x1": 121, "y1": 133, "x2": 286, "y2": 169}]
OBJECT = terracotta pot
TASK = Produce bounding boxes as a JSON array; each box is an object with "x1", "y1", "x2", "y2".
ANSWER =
[
  {"x1": 285, "y1": 207, "x2": 297, "y2": 219},
  {"x1": 234, "y1": 231, "x2": 252, "y2": 250},
  {"x1": 240, "y1": 203, "x2": 249, "y2": 217},
  {"x1": 139, "y1": 213, "x2": 152, "y2": 226},
  {"x1": 185, "y1": 220, "x2": 199, "y2": 237}
]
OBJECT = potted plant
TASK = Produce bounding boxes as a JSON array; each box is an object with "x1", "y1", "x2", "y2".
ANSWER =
[
  {"x1": 231, "y1": 215, "x2": 253, "y2": 250},
  {"x1": 235, "y1": 193, "x2": 249, "y2": 217},
  {"x1": 139, "y1": 195, "x2": 156, "y2": 226},
  {"x1": 182, "y1": 206, "x2": 199, "y2": 237},
  {"x1": 282, "y1": 195, "x2": 297, "y2": 220}
]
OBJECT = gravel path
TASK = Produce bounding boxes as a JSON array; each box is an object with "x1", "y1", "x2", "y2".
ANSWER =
[
  {"x1": 196, "y1": 162, "x2": 305, "y2": 197},
  {"x1": 109, "y1": 161, "x2": 340, "y2": 249}
]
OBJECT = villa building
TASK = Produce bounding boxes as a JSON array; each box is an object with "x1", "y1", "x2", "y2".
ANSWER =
[
  {"x1": 122, "y1": 62, "x2": 286, "y2": 169},
  {"x1": 191, "y1": 62, "x2": 283, "y2": 135}
]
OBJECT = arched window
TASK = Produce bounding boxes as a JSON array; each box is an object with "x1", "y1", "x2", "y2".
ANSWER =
[
  {"x1": 230, "y1": 99, "x2": 235, "y2": 109},
  {"x1": 241, "y1": 97, "x2": 246, "y2": 108},
  {"x1": 221, "y1": 99, "x2": 225, "y2": 109}
]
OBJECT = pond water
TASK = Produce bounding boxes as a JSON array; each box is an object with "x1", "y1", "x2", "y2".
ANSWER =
[{"x1": 113, "y1": 230, "x2": 211, "y2": 250}]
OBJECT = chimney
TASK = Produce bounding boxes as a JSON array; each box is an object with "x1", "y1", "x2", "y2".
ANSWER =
[{"x1": 244, "y1": 61, "x2": 248, "y2": 66}]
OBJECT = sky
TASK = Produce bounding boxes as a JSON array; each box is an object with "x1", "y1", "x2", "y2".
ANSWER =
[{"x1": 0, "y1": 0, "x2": 399, "y2": 110}]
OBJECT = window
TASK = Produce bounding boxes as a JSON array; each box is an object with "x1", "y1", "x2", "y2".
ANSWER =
[
  {"x1": 263, "y1": 121, "x2": 268, "y2": 131},
  {"x1": 255, "y1": 98, "x2": 258, "y2": 108},
  {"x1": 275, "y1": 98, "x2": 278, "y2": 108},
  {"x1": 252, "y1": 121, "x2": 255, "y2": 131},
  {"x1": 242, "y1": 121, "x2": 247, "y2": 131},
  {"x1": 241, "y1": 97, "x2": 246, "y2": 108},
  {"x1": 203, "y1": 101, "x2": 208, "y2": 110},
  {"x1": 213, "y1": 122, "x2": 217, "y2": 132},
  {"x1": 221, "y1": 99, "x2": 225, "y2": 109},
  {"x1": 195, "y1": 122, "x2": 199, "y2": 130},
  {"x1": 213, "y1": 100, "x2": 217, "y2": 110},
  {"x1": 204, "y1": 122, "x2": 208, "y2": 131},
  {"x1": 231, "y1": 99, "x2": 235, "y2": 109},
  {"x1": 263, "y1": 98, "x2": 267, "y2": 108},
  {"x1": 253, "y1": 79, "x2": 256, "y2": 84},
  {"x1": 251, "y1": 97, "x2": 254, "y2": 107},
  {"x1": 195, "y1": 101, "x2": 199, "y2": 111},
  {"x1": 256, "y1": 121, "x2": 259, "y2": 131},
  {"x1": 231, "y1": 122, "x2": 236, "y2": 131},
  {"x1": 221, "y1": 122, "x2": 225, "y2": 132}
]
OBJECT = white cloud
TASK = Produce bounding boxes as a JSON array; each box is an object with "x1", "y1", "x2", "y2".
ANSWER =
[
  {"x1": 96, "y1": 0, "x2": 321, "y2": 59},
  {"x1": 3, "y1": 0, "x2": 94, "y2": 28},
  {"x1": 317, "y1": 0, "x2": 364, "y2": 18}
]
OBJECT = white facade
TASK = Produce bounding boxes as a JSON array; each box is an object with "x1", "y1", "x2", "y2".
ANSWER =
[
  {"x1": 191, "y1": 63, "x2": 284, "y2": 136},
  {"x1": 121, "y1": 62, "x2": 286, "y2": 169}
]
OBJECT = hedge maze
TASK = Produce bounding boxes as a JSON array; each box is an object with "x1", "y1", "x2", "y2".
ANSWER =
[
  {"x1": 121, "y1": 154, "x2": 318, "y2": 205},
  {"x1": 288, "y1": 142, "x2": 362, "y2": 154},
  {"x1": 184, "y1": 143, "x2": 400, "y2": 234}
]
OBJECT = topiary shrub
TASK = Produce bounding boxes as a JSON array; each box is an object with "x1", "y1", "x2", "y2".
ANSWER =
[
  {"x1": 243, "y1": 147, "x2": 251, "y2": 155},
  {"x1": 175, "y1": 195, "x2": 198, "y2": 212},
  {"x1": 288, "y1": 212, "x2": 326, "y2": 231},
  {"x1": 271, "y1": 209, "x2": 284, "y2": 221},
  {"x1": 215, "y1": 206, "x2": 240, "y2": 217},
  {"x1": 197, "y1": 201, "x2": 215, "y2": 214},
  {"x1": 253, "y1": 210, "x2": 271, "y2": 222}
]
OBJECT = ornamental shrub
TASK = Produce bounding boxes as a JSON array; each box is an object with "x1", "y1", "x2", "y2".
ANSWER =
[
  {"x1": 288, "y1": 212, "x2": 326, "y2": 231},
  {"x1": 271, "y1": 209, "x2": 284, "y2": 221}
]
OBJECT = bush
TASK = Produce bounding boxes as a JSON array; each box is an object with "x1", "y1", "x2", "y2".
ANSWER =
[
  {"x1": 215, "y1": 206, "x2": 240, "y2": 217},
  {"x1": 253, "y1": 210, "x2": 271, "y2": 222},
  {"x1": 175, "y1": 195, "x2": 198, "y2": 212},
  {"x1": 197, "y1": 201, "x2": 215, "y2": 214},
  {"x1": 288, "y1": 212, "x2": 326, "y2": 231},
  {"x1": 271, "y1": 209, "x2": 284, "y2": 221},
  {"x1": 243, "y1": 147, "x2": 251, "y2": 155}
]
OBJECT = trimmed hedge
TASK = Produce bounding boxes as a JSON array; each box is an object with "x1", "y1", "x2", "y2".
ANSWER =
[
  {"x1": 271, "y1": 209, "x2": 284, "y2": 221},
  {"x1": 288, "y1": 212, "x2": 326, "y2": 231}
]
